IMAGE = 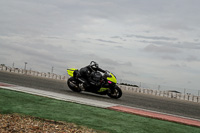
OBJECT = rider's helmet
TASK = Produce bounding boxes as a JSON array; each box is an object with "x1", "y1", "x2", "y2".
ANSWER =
[{"x1": 90, "y1": 61, "x2": 99, "y2": 70}]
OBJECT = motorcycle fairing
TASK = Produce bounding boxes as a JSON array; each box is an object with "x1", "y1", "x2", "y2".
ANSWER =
[
  {"x1": 98, "y1": 87, "x2": 109, "y2": 92},
  {"x1": 107, "y1": 73, "x2": 117, "y2": 83},
  {"x1": 67, "y1": 68, "x2": 78, "y2": 77}
]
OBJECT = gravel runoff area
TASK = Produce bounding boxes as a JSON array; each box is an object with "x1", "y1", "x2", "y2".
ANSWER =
[{"x1": 0, "y1": 114, "x2": 103, "y2": 133}]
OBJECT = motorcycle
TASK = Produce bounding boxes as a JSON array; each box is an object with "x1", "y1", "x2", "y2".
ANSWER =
[{"x1": 66, "y1": 62, "x2": 122, "y2": 99}]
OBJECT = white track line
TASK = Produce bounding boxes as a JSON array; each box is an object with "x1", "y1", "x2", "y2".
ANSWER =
[{"x1": 0, "y1": 85, "x2": 117, "y2": 108}]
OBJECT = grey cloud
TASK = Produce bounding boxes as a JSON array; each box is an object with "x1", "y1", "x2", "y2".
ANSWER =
[
  {"x1": 185, "y1": 55, "x2": 200, "y2": 62},
  {"x1": 99, "y1": 58, "x2": 132, "y2": 67},
  {"x1": 0, "y1": 40, "x2": 92, "y2": 74},
  {"x1": 0, "y1": 41, "x2": 69, "y2": 67},
  {"x1": 95, "y1": 39, "x2": 119, "y2": 44},
  {"x1": 139, "y1": 40, "x2": 200, "y2": 50},
  {"x1": 161, "y1": 56, "x2": 176, "y2": 60},
  {"x1": 160, "y1": 21, "x2": 193, "y2": 31},
  {"x1": 70, "y1": 39, "x2": 92, "y2": 44},
  {"x1": 114, "y1": 46, "x2": 125, "y2": 49},
  {"x1": 142, "y1": 44, "x2": 200, "y2": 62},
  {"x1": 0, "y1": 0, "x2": 98, "y2": 37},
  {"x1": 44, "y1": 36, "x2": 67, "y2": 40},
  {"x1": 180, "y1": 42, "x2": 200, "y2": 50},
  {"x1": 170, "y1": 64, "x2": 181, "y2": 68},
  {"x1": 126, "y1": 34, "x2": 177, "y2": 41},
  {"x1": 111, "y1": 36, "x2": 121, "y2": 39},
  {"x1": 162, "y1": 54, "x2": 200, "y2": 62},
  {"x1": 170, "y1": 63, "x2": 187, "y2": 68},
  {"x1": 143, "y1": 44, "x2": 181, "y2": 54},
  {"x1": 122, "y1": 71, "x2": 138, "y2": 76},
  {"x1": 110, "y1": 36, "x2": 126, "y2": 41},
  {"x1": 75, "y1": 53, "x2": 132, "y2": 68}
]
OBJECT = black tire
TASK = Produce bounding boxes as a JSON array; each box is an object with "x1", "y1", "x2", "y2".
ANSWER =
[
  {"x1": 107, "y1": 85, "x2": 122, "y2": 99},
  {"x1": 67, "y1": 77, "x2": 81, "y2": 92}
]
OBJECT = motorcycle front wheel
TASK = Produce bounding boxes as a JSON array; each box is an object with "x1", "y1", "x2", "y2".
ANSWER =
[
  {"x1": 107, "y1": 85, "x2": 122, "y2": 99},
  {"x1": 67, "y1": 77, "x2": 81, "y2": 92}
]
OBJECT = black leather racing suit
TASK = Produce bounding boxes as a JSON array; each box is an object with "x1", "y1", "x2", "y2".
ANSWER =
[{"x1": 79, "y1": 65, "x2": 105, "y2": 87}]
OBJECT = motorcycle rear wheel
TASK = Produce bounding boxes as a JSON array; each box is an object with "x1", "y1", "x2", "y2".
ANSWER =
[
  {"x1": 67, "y1": 77, "x2": 81, "y2": 92},
  {"x1": 107, "y1": 85, "x2": 122, "y2": 99}
]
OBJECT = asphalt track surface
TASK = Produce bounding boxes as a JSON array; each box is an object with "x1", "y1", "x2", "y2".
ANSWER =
[{"x1": 0, "y1": 71, "x2": 200, "y2": 120}]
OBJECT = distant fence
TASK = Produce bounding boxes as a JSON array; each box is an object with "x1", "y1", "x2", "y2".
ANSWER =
[
  {"x1": 119, "y1": 85, "x2": 200, "y2": 103},
  {"x1": 119, "y1": 80, "x2": 200, "y2": 96},
  {"x1": 0, "y1": 65, "x2": 68, "y2": 81}
]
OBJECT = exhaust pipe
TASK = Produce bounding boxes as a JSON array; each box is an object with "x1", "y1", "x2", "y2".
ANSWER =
[{"x1": 69, "y1": 81, "x2": 78, "y2": 88}]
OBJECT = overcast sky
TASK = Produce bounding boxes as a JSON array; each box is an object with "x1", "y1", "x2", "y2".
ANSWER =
[{"x1": 1, "y1": 0, "x2": 200, "y2": 90}]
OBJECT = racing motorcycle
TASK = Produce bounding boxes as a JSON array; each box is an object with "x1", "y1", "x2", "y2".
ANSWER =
[{"x1": 67, "y1": 61, "x2": 122, "y2": 99}]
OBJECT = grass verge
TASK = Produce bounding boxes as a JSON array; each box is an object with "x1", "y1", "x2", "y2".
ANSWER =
[{"x1": 0, "y1": 88, "x2": 200, "y2": 133}]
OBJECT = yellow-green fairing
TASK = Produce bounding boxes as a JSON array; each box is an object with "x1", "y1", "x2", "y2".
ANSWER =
[
  {"x1": 67, "y1": 68, "x2": 78, "y2": 77},
  {"x1": 98, "y1": 87, "x2": 109, "y2": 92},
  {"x1": 107, "y1": 73, "x2": 117, "y2": 83}
]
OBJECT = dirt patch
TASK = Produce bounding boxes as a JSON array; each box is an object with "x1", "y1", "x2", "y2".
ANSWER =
[{"x1": 0, "y1": 114, "x2": 100, "y2": 133}]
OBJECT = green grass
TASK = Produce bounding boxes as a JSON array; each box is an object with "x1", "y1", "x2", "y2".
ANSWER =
[{"x1": 0, "y1": 88, "x2": 200, "y2": 133}]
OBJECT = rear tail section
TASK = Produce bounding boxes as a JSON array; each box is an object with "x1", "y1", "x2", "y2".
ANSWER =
[{"x1": 67, "y1": 68, "x2": 78, "y2": 77}]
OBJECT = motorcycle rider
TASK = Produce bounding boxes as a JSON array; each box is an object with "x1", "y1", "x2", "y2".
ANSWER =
[{"x1": 77, "y1": 61, "x2": 106, "y2": 89}]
